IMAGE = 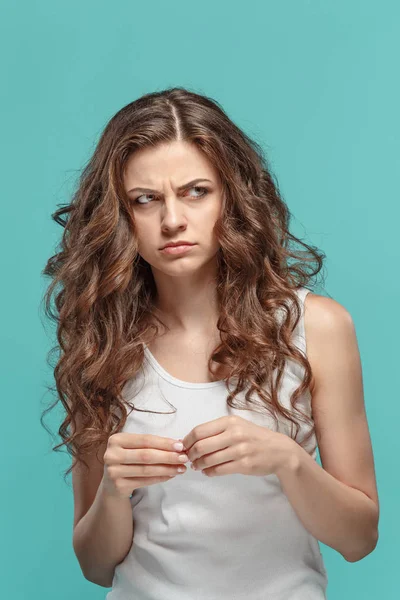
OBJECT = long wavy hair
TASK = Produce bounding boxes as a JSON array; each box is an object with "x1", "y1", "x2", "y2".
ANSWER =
[{"x1": 41, "y1": 86, "x2": 328, "y2": 482}]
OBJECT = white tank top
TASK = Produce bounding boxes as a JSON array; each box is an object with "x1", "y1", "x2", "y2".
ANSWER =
[{"x1": 106, "y1": 286, "x2": 328, "y2": 599}]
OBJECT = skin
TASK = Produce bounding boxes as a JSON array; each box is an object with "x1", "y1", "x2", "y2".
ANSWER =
[{"x1": 123, "y1": 140, "x2": 223, "y2": 335}]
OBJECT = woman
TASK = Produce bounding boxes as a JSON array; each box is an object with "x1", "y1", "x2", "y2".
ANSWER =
[{"x1": 42, "y1": 87, "x2": 379, "y2": 599}]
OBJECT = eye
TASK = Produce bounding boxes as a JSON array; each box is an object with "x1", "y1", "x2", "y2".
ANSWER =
[
  {"x1": 134, "y1": 186, "x2": 209, "y2": 205},
  {"x1": 189, "y1": 186, "x2": 208, "y2": 198},
  {"x1": 135, "y1": 193, "x2": 156, "y2": 205}
]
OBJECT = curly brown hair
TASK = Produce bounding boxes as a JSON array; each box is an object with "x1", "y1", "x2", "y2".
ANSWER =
[{"x1": 40, "y1": 86, "x2": 328, "y2": 483}]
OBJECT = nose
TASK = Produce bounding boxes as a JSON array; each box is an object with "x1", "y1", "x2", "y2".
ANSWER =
[{"x1": 160, "y1": 196, "x2": 188, "y2": 230}]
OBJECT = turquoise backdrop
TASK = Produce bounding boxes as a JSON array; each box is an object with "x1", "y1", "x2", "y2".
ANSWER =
[{"x1": 1, "y1": 1, "x2": 398, "y2": 598}]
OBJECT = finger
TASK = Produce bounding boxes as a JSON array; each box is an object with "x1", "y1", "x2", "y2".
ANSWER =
[
  {"x1": 202, "y1": 460, "x2": 237, "y2": 477},
  {"x1": 188, "y1": 429, "x2": 232, "y2": 462},
  {"x1": 193, "y1": 445, "x2": 235, "y2": 470},
  {"x1": 115, "y1": 463, "x2": 187, "y2": 478},
  {"x1": 112, "y1": 432, "x2": 182, "y2": 452},
  {"x1": 182, "y1": 416, "x2": 231, "y2": 453},
  {"x1": 120, "y1": 448, "x2": 189, "y2": 465}
]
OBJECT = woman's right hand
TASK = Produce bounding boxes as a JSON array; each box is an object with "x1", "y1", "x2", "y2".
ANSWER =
[{"x1": 102, "y1": 432, "x2": 189, "y2": 499}]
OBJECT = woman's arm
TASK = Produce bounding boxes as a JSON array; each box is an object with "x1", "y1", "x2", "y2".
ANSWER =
[
  {"x1": 276, "y1": 293, "x2": 379, "y2": 562},
  {"x1": 276, "y1": 439, "x2": 379, "y2": 562},
  {"x1": 73, "y1": 474, "x2": 134, "y2": 587}
]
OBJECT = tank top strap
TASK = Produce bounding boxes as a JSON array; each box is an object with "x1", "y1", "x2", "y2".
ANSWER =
[
  {"x1": 293, "y1": 286, "x2": 312, "y2": 355},
  {"x1": 294, "y1": 285, "x2": 311, "y2": 304}
]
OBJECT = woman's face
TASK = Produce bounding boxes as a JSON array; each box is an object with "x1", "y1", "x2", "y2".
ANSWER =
[{"x1": 123, "y1": 140, "x2": 223, "y2": 277}]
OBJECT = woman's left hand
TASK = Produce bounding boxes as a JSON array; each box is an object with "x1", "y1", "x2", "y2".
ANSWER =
[{"x1": 181, "y1": 415, "x2": 298, "y2": 477}]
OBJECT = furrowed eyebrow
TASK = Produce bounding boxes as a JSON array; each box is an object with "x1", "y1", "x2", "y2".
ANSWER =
[{"x1": 127, "y1": 178, "x2": 213, "y2": 194}]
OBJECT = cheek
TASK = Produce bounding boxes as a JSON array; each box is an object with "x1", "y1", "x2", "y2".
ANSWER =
[
  {"x1": 206, "y1": 210, "x2": 222, "y2": 243},
  {"x1": 133, "y1": 223, "x2": 156, "y2": 258},
  {"x1": 202, "y1": 200, "x2": 221, "y2": 226}
]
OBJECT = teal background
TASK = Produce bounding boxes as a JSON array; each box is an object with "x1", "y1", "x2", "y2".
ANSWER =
[{"x1": 1, "y1": 1, "x2": 398, "y2": 598}]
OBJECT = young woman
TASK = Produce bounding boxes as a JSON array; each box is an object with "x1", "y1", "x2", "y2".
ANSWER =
[{"x1": 42, "y1": 87, "x2": 379, "y2": 599}]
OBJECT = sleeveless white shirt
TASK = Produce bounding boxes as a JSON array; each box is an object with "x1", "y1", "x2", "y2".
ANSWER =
[{"x1": 106, "y1": 286, "x2": 329, "y2": 599}]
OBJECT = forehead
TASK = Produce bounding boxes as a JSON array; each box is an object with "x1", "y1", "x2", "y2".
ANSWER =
[{"x1": 123, "y1": 141, "x2": 219, "y2": 186}]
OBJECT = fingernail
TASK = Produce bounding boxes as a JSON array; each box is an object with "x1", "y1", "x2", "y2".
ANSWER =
[{"x1": 173, "y1": 442, "x2": 183, "y2": 451}]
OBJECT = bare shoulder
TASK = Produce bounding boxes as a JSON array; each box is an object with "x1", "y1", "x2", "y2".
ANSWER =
[
  {"x1": 303, "y1": 291, "x2": 354, "y2": 331},
  {"x1": 302, "y1": 291, "x2": 356, "y2": 393}
]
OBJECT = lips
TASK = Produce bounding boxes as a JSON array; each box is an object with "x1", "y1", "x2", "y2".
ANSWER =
[{"x1": 161, "y1": 242, "x2": 195, "y2": 250}]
